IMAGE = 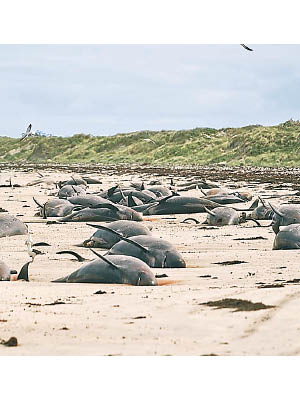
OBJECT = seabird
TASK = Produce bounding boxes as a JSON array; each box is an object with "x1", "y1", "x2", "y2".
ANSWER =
[
  {"x1": 25, "y1": 232, "x2": 42, "y2": 262},
  {"x1": 240, "y1": 44, "x2": 253, "y2": 51},
  {"x1": 25, "y1": 233, "x2": 36, "y2": 261},
  {"x1": 20, "y1": 123, "x2": 35, "y2": 141}
]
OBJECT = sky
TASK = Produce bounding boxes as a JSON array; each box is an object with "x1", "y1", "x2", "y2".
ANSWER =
[{"x1": 1, "y1": 44, "x2": 300, "y2": 138}]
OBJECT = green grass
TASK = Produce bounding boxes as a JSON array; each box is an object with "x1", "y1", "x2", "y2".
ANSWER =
[{"x1": 2, "y1": 120, "x2": 300, "y2": 166}]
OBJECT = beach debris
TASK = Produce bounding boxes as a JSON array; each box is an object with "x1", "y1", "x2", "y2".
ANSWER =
[{"x1": 200, "y1": 298, "x2": 274, "y2": 312}]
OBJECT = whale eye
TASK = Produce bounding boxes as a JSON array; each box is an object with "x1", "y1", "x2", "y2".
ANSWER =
[{"x1": 217, "y1": 218, "x2": 222, "y2": 224}]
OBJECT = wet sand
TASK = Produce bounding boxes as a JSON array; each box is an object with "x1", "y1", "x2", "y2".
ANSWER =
[{"x1": 0, "y1": 167, "x2": 300, "y2": 355}]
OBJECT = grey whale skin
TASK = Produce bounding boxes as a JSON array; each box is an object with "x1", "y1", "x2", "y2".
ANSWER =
[
  {"x1": 143, "y1": 196, "x2": 221, "y2": 215},
  {"x1": 271, "y1": 204, "x2": 300, "y2": 234},
  {"x1": 34, "y1": 198, "x2": 77, "y2": 217},
  {"x1": 80, "y1": 221, "x2": 152, "y2": 248},
  {"x1": 59, "y1": 204, "x2": 143, "y2": 222},
  {"x1": 0, "y1": 214, "x2": 27, "y2": 237},
  {"x1": 107, "y1": 235, "x2": 186, "y2": 268},
  {"x1": 273, "y1": 223, "x2": 300, "y2": 250},
  {"x1": 204, "y1": 207, "x2": 241, "y2": 226},
  {"x1": 53, "y1": 255, "x2": 157, "y2": 286}
]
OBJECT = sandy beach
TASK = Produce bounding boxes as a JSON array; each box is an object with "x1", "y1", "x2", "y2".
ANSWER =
[{"x1": 0, "y1": 166, "x2": 300, "y2": 356}]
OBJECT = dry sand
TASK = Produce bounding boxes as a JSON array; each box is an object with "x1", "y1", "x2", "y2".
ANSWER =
[{"x1": 0, "y1": 167, "x2": 300, "y2": 356}]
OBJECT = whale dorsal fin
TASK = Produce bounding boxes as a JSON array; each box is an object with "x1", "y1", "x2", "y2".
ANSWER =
[
  {"x1": 86, "y1": 224, "x2": 150, "y2": 254},
  {"x1": 204, "y1": 206, "x2": 216, "y2": 216},
  {"x1": 158, "y1": 193, "x2": 179, "y2": 204},
  {"x1": 56, "y1": 250, "x2": 86, "y2": 262},
  {"x1": 89, "y1": 249, "x2": 122, "y2": 272},
  {"x1": 107, "y1": 185, "x2": 119, "y2": 198},
  {"x1": 33, "y1": 197, "x2": 43, "y2": 208},
  {"x1": 128, "y1": 193, "x2": 138, "y2": 207},
  {"x1": 17, "y1": 262, "x2": 30, "y2": 281},
  {"x1": 89, "y1": 203, "x2": 119, "y2": 211}
]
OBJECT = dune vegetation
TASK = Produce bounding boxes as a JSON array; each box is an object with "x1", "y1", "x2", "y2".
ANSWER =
[{"x1": 1, "y1": 120, "x2": 300, "y2": 166}]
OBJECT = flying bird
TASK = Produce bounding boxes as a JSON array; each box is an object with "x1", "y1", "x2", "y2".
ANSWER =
[
  {"x1": 20, "y1": 123, "x2": 35, "y2": 141},
  {"x1": 240, "y1": 44, "x2": 253, "y2": 51}
]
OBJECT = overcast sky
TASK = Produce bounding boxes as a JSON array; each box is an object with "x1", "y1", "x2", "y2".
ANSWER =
[{"x1": 1, "y1": 44, "x2": 300, "y2": 137}]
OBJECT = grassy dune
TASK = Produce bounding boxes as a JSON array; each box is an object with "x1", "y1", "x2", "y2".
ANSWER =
[{"x1": 1, "y1": 120, "x2": 300, "y2": 166}]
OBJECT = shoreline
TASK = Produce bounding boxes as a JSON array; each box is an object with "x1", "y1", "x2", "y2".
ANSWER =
[{"x1": 1, "y1": 163, "x2": 300, "y2": 184}]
